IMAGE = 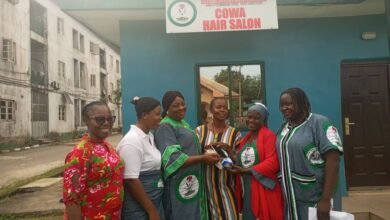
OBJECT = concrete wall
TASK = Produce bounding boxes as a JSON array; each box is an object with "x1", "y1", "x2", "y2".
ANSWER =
[{"x1": 0, "y1": 0, "x2": 31, "y2": 138}]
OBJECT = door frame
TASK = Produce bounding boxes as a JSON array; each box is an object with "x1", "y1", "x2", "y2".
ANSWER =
[{"x1": 340, "y1": 58, "x2": 390, "y2": 188}]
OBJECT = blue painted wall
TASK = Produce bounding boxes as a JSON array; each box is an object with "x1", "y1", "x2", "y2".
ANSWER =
[
  {"x1": 120, "y1": 15, "x2": 388, "y2": 207},
  {"x1": 120, "y1": 15, "x2": 388, "y2": 132}
]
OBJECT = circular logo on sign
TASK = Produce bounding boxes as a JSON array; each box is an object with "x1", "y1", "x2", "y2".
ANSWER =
[
  {"x1": 167, "y1": 0, "x2": 197, "y2": 27},
  {"x1": 177, "y1": 174, "x2": 199, "y2": 202},
  {"x1": 241, "y1": 147, "x2": 256, "y2": 168},
  {"x1": 326, "y1": 126, "x2": 342, "y2": 150}
]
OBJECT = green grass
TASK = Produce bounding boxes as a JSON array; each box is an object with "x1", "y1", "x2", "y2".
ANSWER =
[
  {"x1": 0, "y1": 166, "x2": 64, "y2": 200},
  {"x1": 0, "y1": 212, "x2": 63, "y2": 220}
]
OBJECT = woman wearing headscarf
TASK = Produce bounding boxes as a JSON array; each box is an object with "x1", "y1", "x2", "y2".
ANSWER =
[
  {"x1": 195, "y1": 97, "x2": 241, "y2": 220},
  {"x1": 277, "y1": 88, "x2": 342, "y2": 220},
  {"x1": 154, "y1": 91, "x2": 220, "y2": 220},
  {"x1": 228, "y1": 103, "x2": 284, "y2": 220},
  {"x1": 63, "y1": 101, "x2": 123, "y2": 220},
  {"x1": 116, "y1": 96, "x2": 163, "y2": 220}
]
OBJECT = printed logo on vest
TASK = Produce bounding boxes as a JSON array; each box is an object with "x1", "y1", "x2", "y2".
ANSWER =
[
  {"x1": 178, "y1": 174, "x2": 199, "y2": 200},
  {"x1": 326, "y1": 126, "x2": 343, "y2": 151},
  {"x1": 157, "y1": 178, "x2": 164, "y2": 188},
  {"x1": 241, "y1": 147, "x2": 256, "y2": 168},
  {"x1": 306, "y1": 147, "x2": 324, "y2": 165}
]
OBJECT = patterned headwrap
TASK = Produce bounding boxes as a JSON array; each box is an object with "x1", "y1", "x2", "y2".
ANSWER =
[{"x1": 248, "y1": 102, "x2": 269, "y2": 126}]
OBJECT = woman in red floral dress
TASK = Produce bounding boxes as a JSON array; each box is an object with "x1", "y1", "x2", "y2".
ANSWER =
[{"x1": 63, "y1": 101, "x2": 124, "y2": 220}]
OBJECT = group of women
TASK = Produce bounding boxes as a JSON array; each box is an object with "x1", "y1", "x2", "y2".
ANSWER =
[{"x1": 63, "y1": 87, "x2": 343, "y2": 220}]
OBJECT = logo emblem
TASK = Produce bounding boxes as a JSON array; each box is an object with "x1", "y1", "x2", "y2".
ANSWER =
[
  {"x1": 178, "y1": 174, "x2": 199, "y2": 201},
  {"x1": 326, "y1": 126, "x2": 343, "y2": 151},
  {"x1": 241, "y1": 147, "x2": 255, "y2": 168},
  {"x1": 306, "y1": 147, "x2": 324, "y2": 165},
  {"x1": 167, "y1": 0, "x2": 197, "y2": 27}
]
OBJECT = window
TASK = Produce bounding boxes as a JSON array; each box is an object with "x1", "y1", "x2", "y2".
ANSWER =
[
  {"x1": 80, "y1": 62, "x2": 86, "y2": 89},
  {"x1": 73, "y1": 59, "x2": 79, "y2": 88},
  {"x1": 110, "y1": 82, "x2": 114, "y2": 94},
  {"x1": 0, "y1": 99, "x2": 15, "y2": 120},
  {"x1": 100, "y1": 48, "x2": 106, "y2": 69},
  {"x1": 116, "y1": 60, "x2": 119, "y2": 73},
  {"x1": 90, "y1": 74, "x2": 96, "y2": 87},
  {"x1": 58, "y1": 105, "x2": 66, "y2": 121},
  {"x1": 57, "y1": 17, "x2": 64, "y2": 35},
  {"x1": 72, "y1": 29, "x2": 78, "y2": 50},
  {"x1": 79, "y1": 34, "x2": 84, "y2": 53},
  {"x1": 8, "y1": 0, "x2": 20, "y2": 5},
  {"x1": 90, "y1": 41, "x2": 99, "y2": 55},
  {"x1": 58, "y1": 61, "x2": 65, "y2": 77},
  {"x1": 2, "y1": 39, "x2": 16, "y2": 62},
  {"x1": 198, "y1": 64, "x2": 264, "y2": 129},
  {"x1": 110, "y1": 55, "x2": 113, "y2": 69}
]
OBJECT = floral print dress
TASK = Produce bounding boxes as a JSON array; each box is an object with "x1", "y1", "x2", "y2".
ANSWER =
[{"x1": 63, "y1": 136, "x2": 124, "y2": 220}]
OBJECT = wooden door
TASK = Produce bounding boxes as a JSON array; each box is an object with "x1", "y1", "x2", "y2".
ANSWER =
[{"x1": 341, "y1": 62, "x2": 390, "y2": 187}]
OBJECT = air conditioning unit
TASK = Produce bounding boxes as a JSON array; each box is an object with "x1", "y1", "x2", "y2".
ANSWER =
[{"x1": 8, "y1": 0, "x2": 19, "y2": 5}]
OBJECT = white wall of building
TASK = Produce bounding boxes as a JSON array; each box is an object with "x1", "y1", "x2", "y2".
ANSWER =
[
  {"x1": 0, "y1": 0, "x2": 122, "y2": 141},
  {"x1": 35, "y1": 0, "x2": 122, "y2": 133},
  {"x1": 0, "y1": 0, "x2": 31, "y2": 139}
]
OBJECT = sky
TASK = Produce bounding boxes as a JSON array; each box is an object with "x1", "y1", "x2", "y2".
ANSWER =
[{"x1": 199, "y1": 64, "x2": 262, "y2": 79}]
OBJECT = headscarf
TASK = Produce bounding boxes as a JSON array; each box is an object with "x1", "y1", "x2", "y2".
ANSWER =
[
  {"x1": 131, "y1": 96, "x2": 160, "y2": 119},
  {"x1": 161, "y1": 91, "x2": 184, "y2": 117},
  {"x1": 248, "y1": 102, "x2": 269, "y2": 126}
]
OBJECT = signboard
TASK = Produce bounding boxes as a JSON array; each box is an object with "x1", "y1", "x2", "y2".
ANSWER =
[{"x1": 166, "y1": 0, "x2": 278, "y2": 33}]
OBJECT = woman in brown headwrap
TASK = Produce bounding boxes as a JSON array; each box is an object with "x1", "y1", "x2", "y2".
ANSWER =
[{"x1": 154, "y1": 91, "x2": 220, "y2": 220}]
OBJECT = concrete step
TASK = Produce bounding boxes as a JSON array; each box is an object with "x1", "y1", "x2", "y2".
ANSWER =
[
  {"x1": 17, "y1": 177, "x2": 62, "y2": 193},
  {"x1": 348, "y1": 186, "x2": 390, "y2": 196},
  {"x1": 35, "y1": 138, "x2": 55, "y2": 145}
]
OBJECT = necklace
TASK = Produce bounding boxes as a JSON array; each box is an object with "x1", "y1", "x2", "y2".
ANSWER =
[{"x1": 211, "y1": 120, "x2": 227, "y2": 134}]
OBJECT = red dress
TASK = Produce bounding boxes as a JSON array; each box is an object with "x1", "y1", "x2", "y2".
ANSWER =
[
  {"x1": 235, "y1": 127, "x2": 284, "y2": 220},
  {"x1": 63, "y1": 136, "x2": 124, "y2": 220}
]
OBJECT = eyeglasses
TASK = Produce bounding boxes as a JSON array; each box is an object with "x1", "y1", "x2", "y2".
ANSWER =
[{"x1": 87, "y1": 116, "x2": 116, "y2": 125}]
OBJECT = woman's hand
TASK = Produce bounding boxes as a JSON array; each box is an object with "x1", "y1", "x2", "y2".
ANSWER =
[
  {"x1": 202, "y1": 153, "x2": 220, "y2": 165},
  {"x1": 148, "y1": 210, "x2": 161, "y2": 220},
  {"x1": 317, "y1": 198, "x2": 331, "y2": 220},
  {"x1": 226, "y1": 164, "x2": 251, "y2": 174},
  {"x1": 214, "y1": 142, "x2": 230, "y2": 151}
]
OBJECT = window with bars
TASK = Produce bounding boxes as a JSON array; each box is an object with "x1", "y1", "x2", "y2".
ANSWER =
[
  {"x1": 90, "y1": 74, "x2": 96, "y2": 87},
  {"x1": 58, "y1": 105, "x2": 66, "y2": 121},
  {"x1": 0, "y1": 99, "x2": 15, "y2": 120},
  {"x1": 116, "y1": 60, "x2": 120, "y2": 73},
  {"x1": 80, "y1": 34, "x2": 85, "y2": 53},
  {"x1": 57, "y1": 17, "x2": 64, "y2": 35},
  {"x1": 2, "y1": 39, "x2": 16, "y2": 62},
  {"x1": 58, "y1": 60, "x2": 65, "y2": 77},
  {"x1": 72, "y1": 29, "x2": 78, "y2": 50}
]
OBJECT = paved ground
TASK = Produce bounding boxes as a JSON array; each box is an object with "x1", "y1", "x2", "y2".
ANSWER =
[
  {"x1": 343, "y1": 187, "x2": 390, "y2": 219},
  {"x1": 0, "y1": 134, "x2": 123, "y2": 189}
]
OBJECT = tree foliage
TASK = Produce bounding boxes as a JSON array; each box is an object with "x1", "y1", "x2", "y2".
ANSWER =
[{"x1": 214, "y1": 69, "x2": 262, "y2": 104}]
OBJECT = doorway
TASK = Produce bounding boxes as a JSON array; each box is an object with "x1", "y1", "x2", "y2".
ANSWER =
[{"x1": 341, "y1": 60, "x2": 390, "y2": 187}]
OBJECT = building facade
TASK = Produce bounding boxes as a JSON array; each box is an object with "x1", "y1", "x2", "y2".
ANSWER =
[
  {"x1": 57, "y1": 0, "x2": 390, "y2": 194},
  {"x1": 0, "y1": 0, "x2": 121, "y2": 145}
]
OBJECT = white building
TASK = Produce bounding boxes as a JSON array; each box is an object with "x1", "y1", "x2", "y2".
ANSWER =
[{"x1": 0, "y1": 0, "x2": 122, "y2": 145}]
